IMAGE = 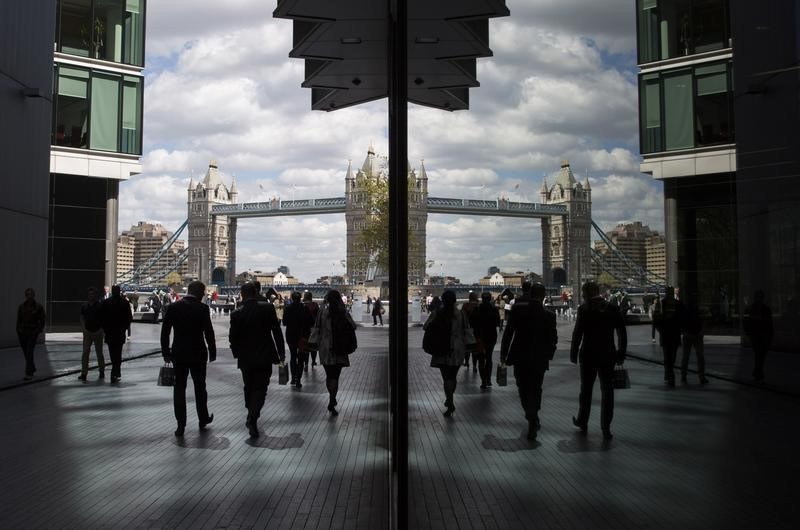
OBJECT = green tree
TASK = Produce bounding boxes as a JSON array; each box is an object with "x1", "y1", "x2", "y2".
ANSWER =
[
  {"x1": 352, "y1": 175, "x2": 423, "y2": 277},
  {"x1": 597, "y1": 271, "x2": 620, "y2": 289}
]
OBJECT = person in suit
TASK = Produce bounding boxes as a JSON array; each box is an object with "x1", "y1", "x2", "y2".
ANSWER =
[
  {"x1": 16, "y1": 287, "x2": 46, "y2": 380},
  {"x1": 744, "y1": 290, "x2": 773, "y2": 382},
  {"x1": 681, "y1": 293, "x2": 708, "y2": 385},
  {"x1": 474, "y1": 291, "x2": 502, "y2": 389},
  {"x1": 653, "y1": 286, "x2": 684, "y2": 387},
  {"x1": 101, "y1": 285, "x2": 133, "y2": 384},
  {"x1": 302, "y1": 291, "x2": 320, "y2": 369},
  {"x1": 282, "y1": 291, "x2": 312, "y2": 388},
  {"x1": 461, "y1": 291, "x2": 479, "y2": 372},
  {"x1": 230, "y1": 282, "x2": 286, "y2": 438},
  {"x1": 500, "y1": 282, "x2": 557, "y2": 439},
  {"x1": 570, "y1": 281, "x2": 627, "y2": 440},
  {"x1": 372, "y1": 297, "x2": 384, "y2": 326},
  {"x1": 79, "y1": 286, "x2": 105, "y2": 382},
  {"x1": 160, "y1": 280, "x2": 216, "y2": 437}
]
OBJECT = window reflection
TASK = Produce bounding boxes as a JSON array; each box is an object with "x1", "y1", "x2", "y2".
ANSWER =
[{"x1": 637, "y1": 0, "x2": 729, "y2": 63}]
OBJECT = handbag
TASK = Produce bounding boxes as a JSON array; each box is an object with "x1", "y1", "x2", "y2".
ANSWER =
[
  {"x1": 278, "y1": 362, "x2": 289, "y2": 385},
  {"x1": 613, "y1": 365, "x2": 631, "y2": 389},
  {"x1": 157, "y1": 362, "x2": 175, "y2": 387},
  {"x1": 462, "y1": 313, "x2": 477, "y2": 352},
  {"x1": 307, "y1": 326, "x2": 320, "y2": 351},
  {"x1": 496, "y1": 363, "x2": 508, "y2": 386}
]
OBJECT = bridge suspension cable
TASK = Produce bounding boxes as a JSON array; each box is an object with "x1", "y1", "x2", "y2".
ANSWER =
[
  {"x1": 117, "y1": 219, "x2": 189, "y2": 286},
  {"x1": 590, "y1": 220, "x2": 666, "y2": 289}
]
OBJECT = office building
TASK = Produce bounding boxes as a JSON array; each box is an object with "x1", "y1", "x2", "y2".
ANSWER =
[
  {"x1": 116, "y1": 222, "x2": 188, "y2": 284},
  {"x1": 637, "y1": 0, "x2": 799, "y2": 347},
  {"x1": 48, "y1": 0, "x2": 146, "y2": 329}
]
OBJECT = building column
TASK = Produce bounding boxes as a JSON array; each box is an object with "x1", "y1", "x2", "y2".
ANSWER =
[
  {"x1": 665, "y1": 193, "x2": 679, "y2": 287},
  {"x1": 228, "y1": 218, "x2": 237, "y2": 283},
  {"x1": 105, "y1": 180, "x2": 119, "y2": 286},
  {"x1": 541, "y1": 217, "x2": 551, "y2": 287}
]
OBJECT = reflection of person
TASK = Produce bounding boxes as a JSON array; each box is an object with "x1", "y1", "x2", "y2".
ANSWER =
[
  {"x1": 79, "y1": 287, "x2": 105, "y2": 382},
  {"x1": 372, "y1": 297, "x2": 384, "y2": 326},
  {"x1": 230, "y1": 282, "x2": 285, "y2": 438},
  {"x1": 744, "y1": 291, "x2": 773, "y2": 383},
  {"x1": 424, "y1": 290, "x2": 471, "y2": 417},
  {"x1": 570, "y1": 281, "x2": 627, "y2": 440},
  {"x1": 653, "y1": 286, "x2": 683, "y2": 387},
  {"x1": 16, "y1": 288, "x2": 45, "y2": 381},
  {"x1": 101, "y1": 285, "x2": 132, "y2": 384},
  {"x1": 500, "y1": 282, "x2": 557, "y2": 440},
  {"x1": 681, "y1": 295, "x2": 708, "y2": 384},
  {"x1": 160, "y1": 280, "x2": 216, "y2": 437},
  {"x1": 314, "y1": 290, "x2": 357, "y2": 416}
]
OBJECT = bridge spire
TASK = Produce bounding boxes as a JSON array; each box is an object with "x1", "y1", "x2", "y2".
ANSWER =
[
  {"x1": 583, "y1": 169, "x2": 591, "y2": 190},
  {"x1": 345, "y1": 159, "x2": 353, "y2": 179},
  {"x1": 419, "y1": 159, "x2": 428, "y2": 179}
]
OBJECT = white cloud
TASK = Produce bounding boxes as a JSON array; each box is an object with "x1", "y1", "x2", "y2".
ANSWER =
[{"x1": 120, "y1": 0, "x2": 662, "y2": 284}]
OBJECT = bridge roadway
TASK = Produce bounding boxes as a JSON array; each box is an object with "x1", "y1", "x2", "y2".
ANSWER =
[{"x1": 211, "y1": 197, "x2": 568, "y2": 219}]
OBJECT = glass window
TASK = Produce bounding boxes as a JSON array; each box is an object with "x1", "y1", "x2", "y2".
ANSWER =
[
  {"x1": 663, "y1": 70, "x2": 694, "y2": 150},
  {"x1": 637, "y1": 0, "x2": 729, "y2": 63},
  {"x1": 56, "y1": 67, "x2": 89, "y2": 148},
  {"x1": 121, "y1": 76, "x2": 142, "y2": 154},
  {"x1": 95, "y1": 0, "x2": 125, "y2": 62},
  {"x1": 90, "y1": 72, "x2": 121, "y2": 151},
  {"x1": 58, "y1": 0, "x2": 92, "y2": 57},
  {"x1": 695, "y1": 63, "x2": 732, "y2": 145},
  {"x1": 640, "y1": 73, "x2": 662, "y2": 152},
  {"x1": 124, "y1": 0, "x2": 145, "y2": 66}
]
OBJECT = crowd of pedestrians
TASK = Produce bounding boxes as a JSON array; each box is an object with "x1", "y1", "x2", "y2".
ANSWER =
[{"x1": 14, "y1": 277, "x2": 776, "y2": 443}]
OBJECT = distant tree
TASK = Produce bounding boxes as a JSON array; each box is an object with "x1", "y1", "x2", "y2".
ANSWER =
[
  {"x1": 597, "y1": 272, "x2": 620, "y2": 289},
  {"x1": 352, "y1": 175, "x2": 423, "y2": 277}
]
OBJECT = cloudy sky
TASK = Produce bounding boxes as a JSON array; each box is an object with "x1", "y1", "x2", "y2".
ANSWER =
[{"x1": 120, "y1": 0, "x2": 663, "y2": 284}]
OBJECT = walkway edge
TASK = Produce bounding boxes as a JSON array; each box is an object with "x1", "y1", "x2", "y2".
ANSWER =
[{"x1": 0, "y1": 347, "x2": 162, "y2": 393}]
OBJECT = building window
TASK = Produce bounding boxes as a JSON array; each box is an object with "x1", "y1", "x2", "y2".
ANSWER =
[
  {"x1": 56, "y1": 0, "x2": 146, "y2": 67},
  {"x1": 639, "y1": 61, "x2": 733, "y2": 153},
  {"x1": 637, "y1": 0, "x2": 729, "y2": 64},
  {"x1": 53, "y1": 65, "x2": 143, "y2": 155}
]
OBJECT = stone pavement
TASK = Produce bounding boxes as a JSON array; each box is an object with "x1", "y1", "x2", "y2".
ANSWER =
[{"x1": 0, "y1": 319, "x2": 797, "y2": 528}]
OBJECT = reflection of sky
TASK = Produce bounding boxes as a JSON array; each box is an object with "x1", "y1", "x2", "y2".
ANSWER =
[{"x1": 121, "y1": 0, "x2": 662, "y2": 284}]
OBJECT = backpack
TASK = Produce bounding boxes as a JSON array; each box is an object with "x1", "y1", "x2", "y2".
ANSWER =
[
  {"x1": 331, "y1": 311, "x2": 357, "y2": 355},
  {"x1": 423, "y1": 309, "x2": 452, "y2": 355}
]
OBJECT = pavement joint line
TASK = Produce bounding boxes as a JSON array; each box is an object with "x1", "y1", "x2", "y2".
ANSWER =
[
  {"x1": 625, "y1": 352, "x2": 800, "y2": 398},
  {"x1": 0, "y1": 347, "x2": 163, "y2": 393}
]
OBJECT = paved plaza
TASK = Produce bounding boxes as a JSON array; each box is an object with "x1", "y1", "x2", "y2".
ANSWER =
[{"x1": 0, "y1": 318, "x2": 797, "y2": 528}]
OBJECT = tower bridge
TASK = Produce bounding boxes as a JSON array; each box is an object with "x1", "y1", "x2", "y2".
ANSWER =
[{"x1": 118, "y1": 147, "x2": 664, "y2": 290}]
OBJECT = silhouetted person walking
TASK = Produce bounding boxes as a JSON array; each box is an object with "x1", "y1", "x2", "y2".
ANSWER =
[
  {"x1": 372, "y1": 297, "x2": 384, "y2": 326},
  {"x1": 282, "y1": 291, "x2": 312, "y2": 388},
  {"x1": 16, "y1": 288, "x2": 45, "y2": 380},
  {"x1": 474, "y1": 291, "x2": 501, "y2": 389},
  {"x1": 230, "y1": 282, "x2": 286, "y2": 438},
  {"x1": 461, "y1": 291, "x2": 479, "y2": 372},
  {"x1": 303, "y1": 291, "x2": 320, "y2": 369},
  {"x1": 681, "y1": 294, "x2": 708, "y2": 384},
  {"x1": 313, "y1": 290, "x2": 357, "y2": 416},
  {"x1": 653, "y1": 286, "x2": 683, "y2": 387},
  {"x1": 79, "y1": 286, "x2": 105, "y2": 382},
  {"x1": 571, "y1": 281, "x2": 627, "y2": 440},
  {"x1": 101, "y1": 285, "x2": 132, "y2": 384},
  {"x1": 423, "y1": 290, "x2": 472, "y2": 417},
  {"x1": 161, "y1": 280, "x2": 216, "y2": 437},
  {"x1": 500, "y1": 282, "x2": 557, "y2": 440},
  {"x1": 744, "y1": 291, "x2": 773, "y2": 382}
]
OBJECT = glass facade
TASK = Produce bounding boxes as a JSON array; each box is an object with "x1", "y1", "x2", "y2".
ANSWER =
[
  {"x1": 47, "y1": 174, "x2": 117, "y2": 330},
  {"x1": 53, "y1": 64, "x2": 143, "y2": 154},
  {"x1": 56, "y1": 0, "x2": 145, "y2": 66},
  {"x1": 639, "y1": 60, "x2": 733, "y2": 153},
  {"x1": 637, "y1": 0, "x2": 730, "y2": 64}
]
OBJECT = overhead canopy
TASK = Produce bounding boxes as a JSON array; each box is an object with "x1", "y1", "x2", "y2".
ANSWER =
[{"x1": 273, "y1": 0, "x2": 509, "y2": 111}]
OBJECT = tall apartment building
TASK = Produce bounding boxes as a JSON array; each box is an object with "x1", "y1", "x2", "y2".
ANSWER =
[
  {"x1": 48, "y1": 0, "x2": 146, "y2": 329},
  {"x1": 636, "y1": 0, "x2": 799, "y2": 347},
  {"x1": 646, "y1": 238, "x2": 667, "y2": 283},
  {"x1": 116, "y1": 222, "x2": 188, "y2": 284},
  {"x1": 592, "y1": 221, "x2": 663, "y2": 285},
  {"x1": 0, "y1": 1, "x2": 55, "y2": 346}
]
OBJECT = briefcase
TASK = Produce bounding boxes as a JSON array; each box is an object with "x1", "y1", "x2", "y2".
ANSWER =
[
  {"x1": 157, "y1": 362, "x2": 175, "y2": 387},
  {"x1": 613, "y1": 365, "x2": 631, "y2": 389},
  {"x1": 278, "y1": 363, "x2": 289, "y2": 385},
  {"x1": 496, "y1": 363, "x2": 508, "y2": 386}
]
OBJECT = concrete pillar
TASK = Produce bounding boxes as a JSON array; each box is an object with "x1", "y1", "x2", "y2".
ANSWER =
[
  {"x1": 105, "y1": 180, "x2": 119, "y2": 286},
  {"x1": 665, "y1": 194, "x2": 678, "y2": 287},
  {"x1": 541, "y1": 217, "x2": 551, "y2": 286}
]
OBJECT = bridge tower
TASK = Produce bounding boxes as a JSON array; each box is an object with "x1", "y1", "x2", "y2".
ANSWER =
[
  {"x1": 187, "y1": 160, "x2": 238, "y2": 286},
  {"x1": 540, "y1": 160, "x2": 592, "y2": 291},
  {"x1": 345, "y1": 144, "x2": 427, "y2": 284}
]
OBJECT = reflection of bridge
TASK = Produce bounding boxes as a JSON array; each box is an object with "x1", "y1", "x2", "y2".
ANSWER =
[
  {"x1": 117, "y1": 158, "x2": 665, "y2": 290},
  {"x1": 209, "y1": 197, "x2": 568, "y2": 218}
]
